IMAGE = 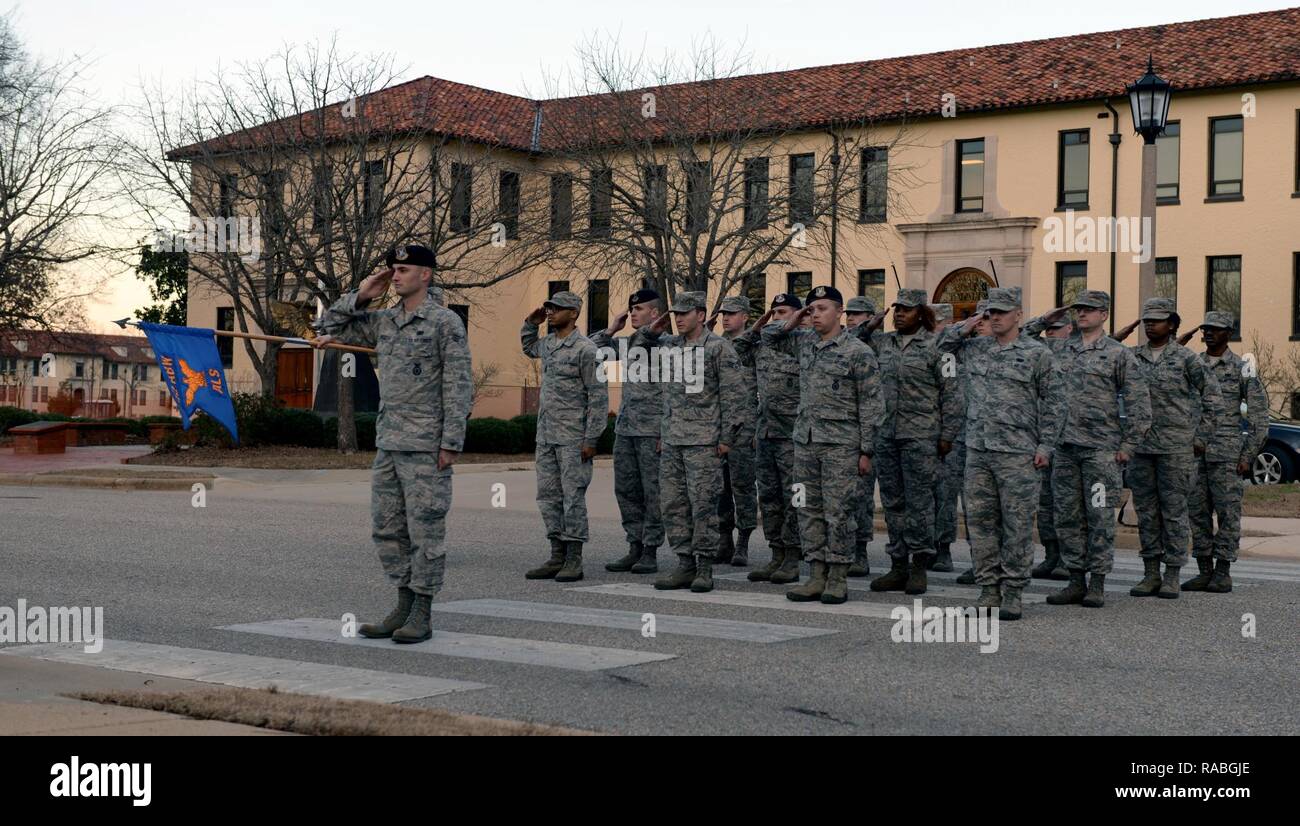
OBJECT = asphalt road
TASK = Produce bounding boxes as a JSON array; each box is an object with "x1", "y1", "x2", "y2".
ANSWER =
[{"x1": 2, "y1": 470, "x2": 1297, "y2": 735}]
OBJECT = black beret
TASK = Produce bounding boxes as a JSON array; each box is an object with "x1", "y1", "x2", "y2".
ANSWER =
[
  {"x1": 771, "y1": 293, "x2": 803, "y2": 310},
  {"x1": 805, "y1": 284, "x2": 843, "y2": 304},
  {"x1": 385, "y1": 244, "x2": 436, "y2": 268},
  {"x1": 628, "y1": 288, "x2": 661, "y2": 309}
]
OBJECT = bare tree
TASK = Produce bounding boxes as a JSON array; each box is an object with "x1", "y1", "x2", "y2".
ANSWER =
[
  {"x1": 535, "y1": 33, "x2": 921, "y2": 309},
  {"x1": 0, "y1": 12, "x2": 116, "y2": 329},
  {"x1": 123, "y1": 38, "x2": 559, "y2": 450}
]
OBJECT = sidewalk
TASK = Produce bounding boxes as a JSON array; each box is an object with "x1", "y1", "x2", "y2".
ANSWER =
[{"x1": 0, "y1": 656, "x2": 289, "y2": 736}]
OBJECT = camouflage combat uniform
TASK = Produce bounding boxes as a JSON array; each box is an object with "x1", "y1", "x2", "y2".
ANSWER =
[
  {"x1": 320, "y1": 289, "x2": 472, "y2": 598},
  {"x1": 1190, "y1": 343, "x2": 1268, "y2": 564},
  {"x1": 719, "y1": 316, "x2": 760, "y2": 551},
  {"x1": 521, "y1": 317, "x2": 609, "y2": 546},
  {"x1": 590, "y1": 327, "x2": 665, "y2": 556},
  {"x1": 1019, "y1": 313, "x2": 1076, "y2": 576}
]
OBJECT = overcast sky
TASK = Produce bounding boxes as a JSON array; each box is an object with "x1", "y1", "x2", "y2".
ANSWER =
[{"x1": 6, "y1": 0, "x2": 1291, "y2": 332}]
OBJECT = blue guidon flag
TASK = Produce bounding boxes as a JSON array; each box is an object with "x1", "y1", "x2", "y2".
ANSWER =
[{"x1": 138, "y1": 322, "x2": 239, "y2": 444}]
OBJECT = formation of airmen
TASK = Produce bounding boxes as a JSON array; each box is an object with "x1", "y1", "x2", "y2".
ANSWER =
[{"x1": 316, "y1": 244, "x2": 1270, "y2": 638}]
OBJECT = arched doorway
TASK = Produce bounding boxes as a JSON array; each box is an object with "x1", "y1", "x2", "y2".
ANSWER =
[{"x1": 934, "y1": 268, "x2": 995, "y2": 320}]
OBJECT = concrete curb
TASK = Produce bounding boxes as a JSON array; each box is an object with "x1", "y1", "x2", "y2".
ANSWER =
[{"x1": 0, "y1": 473, "x2": 214, "y2": 491}]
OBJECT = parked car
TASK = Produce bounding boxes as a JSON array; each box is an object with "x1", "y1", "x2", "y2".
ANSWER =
[{"x1": 1252, "y1": 421, "x2": 1300, "y2": 485}]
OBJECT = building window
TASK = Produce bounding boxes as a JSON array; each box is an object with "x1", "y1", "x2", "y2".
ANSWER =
[
  {"x1": 216, "y1": 307, "x2": 234, "y2": 369},
  {"x1": 589, "y1": 169, "x2": 612, "y2": 238},
  {"x1": 159, "y1": 390, "x2": 168, "y2": 406},
  {"x1": 110, "y1": 363, "x2": 119, "y2": 380},
  {"x1": 1293, "y1": 252, "x2": 1300, "y2": 337},
  {"x1": 450, "y1": 163, "x2": 472, "y2": 233},
  {"x1": 41, "y1": 386, "x2": 49, "y2": 402},
  {"x1": 1155, "y1": 257, "x2": 1177, "y2": 301},
  {"x1": 218, "y1": 174, "x2": 237, "y2": 218},
  {"x1": 498, "y1": 171, "x2": 520, "y2": 240},
  {"x1": 549, "y1": 174, "x2": 572, "y2": 240},
  {"x1": 744, "y1": 272, "x2": 767, "y2": 320},
  {"x1": 686, "y1": 161, "x2": 711, "y2": 234},
  {"x1": 859, "y1": 147, "x2": 888, "y2": 223},
  {"x1": 1295, "y1": 110, "x2": 1300, "y2": 194},
  {"x1": 259, "y1": 170, "x2": 287, "y2": 234},
  {"x1": 74, "y1": 361, "x2": 84, "y2": 378},
  {"x1": 548, "y1": 281, "x2": 570, "y2": 299},
  {"x1": 586, "y1": 280, "x2": 609, "y2": 335},
  {"x1": 1156, "y1": 122, "x2": 1180, "y2": 202},
  {"x1": 1057, "y1": 130, "x2": 1089, "y2": 207},
  {"x1": 312, "y1": 164, "x2": 332, "y2": 231},
  {"x1": 744, "y1": 157, "x2": 769, "y2": 230},
  {"x1": 788, "y1": 153, "x2": 814, "y2": 226},
  {"x1": 1055, "y1": 261, "x2": 1087, "y2": 308},
  {"x1": 786, "y1": 271, "x2": 811, "y2": 298},
  {"x1": 136, "y1": 364, "x2": 149, "y2": 381},
  {"x1": 641, "y1": 164, "x2": 667, "y2": 232},
  {"x1": 30, "y1": 359, "x2": 38, "y2": 377},
  {"x1": 1209, "y1": 116, "x2": 1244, "y2": 197},
  {"x1": 1207, "y1": 256, "x2": 1242, "y2": 340},
  {"x1": 449, "y1": 304, "x2": 469, "y2": 332},
  {"x1": 362, "y1": 160, "x2": 385, "y2": 220},
  {"x1": 857, "y1": 269, "x2": 886, "y2": 309},
  {"x1": 110, "y1": 388, "x2": 118, "y2": 403},
  {"x1": 956, "y1": 139, "x2": 985, "y2": 212}
]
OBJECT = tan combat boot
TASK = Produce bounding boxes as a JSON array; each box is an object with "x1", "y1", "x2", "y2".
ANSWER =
[
  {"x1": 786, "y1": 560, "x2": 828, "y2": 602},
  {"x1": 821, "y1": 562, "x2": 850, "y2": 604},
  {"x1": 358, "y1": 587, "x2": 415, "y2": 639}
]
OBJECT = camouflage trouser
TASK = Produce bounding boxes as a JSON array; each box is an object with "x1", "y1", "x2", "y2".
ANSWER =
[
  {"x1": 1128, "y1": 451, "x2": 1194, "y2": 566},
  {"x1": 613, "y1": 434, "x2": 664, "y2": 548},
  {"x1": 1052, "y1": 443, "x2": 1122, "y2": 575},
  {"x1": 371, "y1": 449, "x2": 452, "y2": 597},
  {"x1": 660, "y1": 443, "x2": 723, "y2": 559},
  {"x1": 756, "y1": 437, "x2": 800, "y2": 556},
  {"x1": 1037, "y1": 463, "x2": 1057, "y2": 548},
  {"x1": 965, "y1": 449, "x2": 1041, "y2": 589},
  {"x1": 718, "y1": 426, "x2": 758, "y2": 533},
  {"x1": 794, "y1": 443, "x2": 860, "y2": 564},
  {"x1": 935, "y1": 440, "x2": 965, "y2": 546},
  {"x1": 855, "y1": 461, "x2": 876, "y2": 545},
  {"x1": 876, "y1": 437, "x2": 939, "y2": 558},
  {"x1": 535, "y1": 442, "x2": 593, "y2": 543},
  {"x1": 1189, "y1": 458, "x2": 1245, "y2": 563}
]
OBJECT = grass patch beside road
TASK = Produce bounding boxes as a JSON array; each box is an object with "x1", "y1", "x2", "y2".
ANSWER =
[
  {"x1": 126, "y1": 446, "x2": 536, "y2": 469},
  {"x1": 1243, "y1": 483, "x2": 1300, "y2": 518},
  {"x1": 74, "y1": 687, "x2": 594, "y2": 736}
]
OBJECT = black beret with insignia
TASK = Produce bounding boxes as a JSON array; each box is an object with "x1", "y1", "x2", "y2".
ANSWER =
[
  {"x1": 806, "y1": 285, "x2": 843, "y2": 305},
  {"x1": 385, "y1": 244, "x2": 436, "y2": 268},
  {"x1": 771, "y1": 293, "x2": 803, "y2": 309},
  {"x1": 628, "y1": 288, "x2": 661, "y2": 309}
]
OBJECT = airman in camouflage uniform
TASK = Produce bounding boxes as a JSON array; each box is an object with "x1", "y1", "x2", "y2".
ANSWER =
[
  {"x1": 929, "y1": 302, "x2": 962, "y2": 573},
  {"x1": 761, "y1": 285, "x2": 882, "y2": 604},
  {"x1": 859, "y1": 288, "x2": 962, "y2": 596},
  {"x1": 715, "y1": 295, "x2": 760, "y2": 566},
  {"x1": 1020, "y1": 310, "x2": 1075, "y2": 580},
  {"x1": 317, "y1": 244, "x2": 473, "y2": 644},
  {"x1": 844, "y1": 295, "x2": 879, "y2": 577},
  {"x1": 632, "y1": 291, "x2": 746, "y2": 594},
  {"x1": 942, "y1": 288, "x2": 1058, "y2": 620},
  {"x1": 1045, "y1": 290, "x2": 1152, "y2": 609},
  {"x1": 1123, "y1": 298, "x2": 1222, "y2": 600},
  {"x1": 520, "y1": 291, "x2": 610, "y2": 583},
  {"x1": 1186, "y1": 311, "x2": 1269, "y2": 593},
  {"x1": 731, "y1": 293, "x2": 806, "y2": 585},
  {"x1": 590, "y1": 288, "x2": 666, "y2": 575}
]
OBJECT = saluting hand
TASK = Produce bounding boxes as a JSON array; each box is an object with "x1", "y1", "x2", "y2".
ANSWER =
[
  {"x1": 754, "y1": 309, "x2": 774, "y2": 329},
  {"x1": 650, "y1": 313, "x2": 673, "y2": 334},
  {"x1": 526, "y1": 306, "x2": 548, "y2": 325},
  {"x1": 867, "y1": 308, "x2": 890, "y2": 333},
  {"x1": 784, "y1": 306, "x2": 811, "y2": 331},
  {"x1": 357, "y1": 267, "x2": 393, "y2": 303},
  {"x1": 607, "y1": 310, "x2": 629, "y2": 335}
]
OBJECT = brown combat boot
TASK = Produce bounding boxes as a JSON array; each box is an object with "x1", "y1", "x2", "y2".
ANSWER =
[
  {"x1": 392, "y1": 593, "x2": 433, "y2": 644},
  {"x1": 716, "y1": 530, "x2": 735, "y2": 564},
  {"x1": 1081, "y1": 573, "x2": 1106, "y2": 608},
  {"x1": 999, "y1": 586, "x2": 1023, "y2": 621},
  {"x1": 870, "y1": 555, "x2": 909, "y2": 592},
  {"x1": 691, "y1": 555, "x2": 714, "y2": 593},
  {"x1": 1032, "y1": 542, "x2": 1068, "y2": 580},
  {"x1": 769, "y1": 545, "x2": 802, "y2": 585},
  {"x1": 930, "y1": 543, "x2": 954, "y2": 572},
  {"x1": 731, "y1": 528, "x2": 752, "y2": 566},
  {"x1": 905, "y1": 554, "x2": 931, "y2": 595},
  {"x1": 748, "y1": 544, "x2": 784, "y2": 582},
  {"x1": 956, "y1": 567, "x2": 976, "y2": 585},
  {"x1": 847, "y1": 542, "x2": 870, "y2": 577},
  {"x1": 1157, "y1": 564, "x2": 1181, "y2": 599},
  {"x1": 655, "y1": 555, "x2": 697, "y2": 590},
  {"x1": 525, "y1": 539, "x2": 566, "y2": 580},
  {"x1": 1046, "y1": 571, "x2": 1087, "y2": 605},
  {"x1": 630, "y1": 545, "x2": 659, "y2": 574},
  {"x1": 555, "y1": 541, "x2": 584, "y2": 582},
  {"x1": 1182, "y1": 557, "x2": 1214, "y2": 591},
  {"x1": 786, "y1": 560, "x2": 828, "y2": 602},
  {"x1": 976, "y1": 585, "x2": 1001, "y2": 609},
  {"x1": 1205, "y1": 560, "x2": 1233, "y2": 593},
  {"x1": 821, "y1": 563, "x2": 849, "y2": 604},
  {"x1": 358, "y1": 587, "x2": 415, "y2": 639},
  {"x1": 1130, "y1": 557, "x2": 1162, "y2": 597},
  {"x1": 605, "y1": 540, "x2": 643, "y2": 572}
]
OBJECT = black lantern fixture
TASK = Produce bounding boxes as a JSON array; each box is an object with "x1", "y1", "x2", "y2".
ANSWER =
[{"x1": 1126, "y1": 56, "x2": 1172, "y2": 144}]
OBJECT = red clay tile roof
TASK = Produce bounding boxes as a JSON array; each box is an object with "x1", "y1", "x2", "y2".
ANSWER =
[
  {"x1": 0, "y1": 331, "x2": 156, "y2": 364},
  {"x1": 170, "y1": 8, "x2": 1300, "y2": 158}
]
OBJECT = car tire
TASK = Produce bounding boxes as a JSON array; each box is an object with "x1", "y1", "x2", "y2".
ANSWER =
[{"x1": 1251, "y1": 446, "x2": 1294, "y2": 485}]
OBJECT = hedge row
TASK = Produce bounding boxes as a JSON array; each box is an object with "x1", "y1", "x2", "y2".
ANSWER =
[{"x1": 0, "y1": 406, "x2": 180, "y2": 438}]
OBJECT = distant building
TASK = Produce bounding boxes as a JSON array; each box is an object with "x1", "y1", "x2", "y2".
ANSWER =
[{"x1": 0, "y1": 330, "x2": 175, "y2": 418}]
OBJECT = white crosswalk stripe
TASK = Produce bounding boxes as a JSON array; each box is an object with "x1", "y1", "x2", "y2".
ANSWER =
[
  {"x1": 219, "y1": 618, "x2": 676, "y2": 671},
  {"x1": 431, "y1": 599, "x2": 836, "y2": 642},
  {"x1": 571, "y1": 583, "x2": 909, "y2": 618},
  {"x1": 0, "y1": 640, "x2": 488, "y2": 702},
  {"x1": 709, "y1": 571, "x2": 1050, "y2": 602}
]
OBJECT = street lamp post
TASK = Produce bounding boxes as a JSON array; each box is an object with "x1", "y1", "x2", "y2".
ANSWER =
[{"x1": 1126, "y1": 57, "x2": 1172, "y2": 334}]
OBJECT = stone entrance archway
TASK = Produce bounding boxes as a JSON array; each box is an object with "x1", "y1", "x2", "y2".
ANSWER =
[{"x1": 934, "y1": 268, "x2": 995, "y2": 320}]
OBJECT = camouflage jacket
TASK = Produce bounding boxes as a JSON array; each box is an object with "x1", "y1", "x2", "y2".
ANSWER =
[
  {"x1": 630, "y1": 327, "x2": 746, "y2": 447},
  {"x1": 761, "y1": 326, "x2": 882, "y2": 452},
  {"x1": 1051, "y1": 333, "x2": 1152, "y2": 454},
  {"x1": 320, "y1": 290, "x2": 472, "y2": 453},
  {"x1": 1200, "y1": 348, "x2": 1270, "y2": 465},
  {"x1": 732, "y1": 324, "x2": 801, "y2": 440},
  {"x1": 521, "y1": 322, "x2": 609, "y2": 447},
  {"x1": 858, "y1": 327, "x2": 962, "y2": 443},
  {"x1": 589, "y1": 328, "x2": 664, "y2": 438},
  {"x1": 723, "y1": 329, "x2": 760, "y2": 431},
  {"x1": 946, "y1": 335, "x2": 1058, "y2": 457},
  {"x1": 1129, "y1": 341, "x2": 1222, "y2": 454}
]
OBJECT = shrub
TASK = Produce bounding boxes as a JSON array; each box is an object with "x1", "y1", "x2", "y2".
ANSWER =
[
  {"x1": 597, "y1": 413, "x2": 616, "y2": 454},
  {"x1": 463, "y1": 417, "x2": 522, "y2": 453},
  {"x1": 190, "y1": 392, "x2": 326, "y2": 448},
  {"x1": 322, "y1": 412, "x2": 378, "y2": 451},
  {"x1": 510, "y1": 414, "x2": 537, "y2": 453},
  {"x1": 0, "y1": 406, "x2": 38, "y2": 433}
]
